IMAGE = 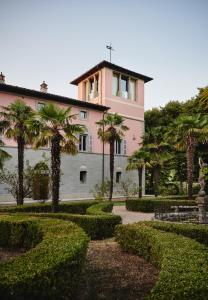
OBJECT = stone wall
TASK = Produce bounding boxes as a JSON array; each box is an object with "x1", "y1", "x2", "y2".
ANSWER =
[{"x1": 0, "y1": 147, "x2": 143, "y2": 201}]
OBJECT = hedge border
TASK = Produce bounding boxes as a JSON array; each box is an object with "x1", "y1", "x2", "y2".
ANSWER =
[
  {"x1": 0, "y1": 215, "x2": 89, "y2": 300},
  {"x1": 0, "y1": 202, "x2": 122, "y2": 239},
  {"x1": 145, "y1": 221, "x2": 208, "y2": 246},
  {"x1": 115, "y1": 223, "x2": 208, "y2": 300},
  {"x1": 126, "y1": 198, "x2": 196, "y2": 212}
]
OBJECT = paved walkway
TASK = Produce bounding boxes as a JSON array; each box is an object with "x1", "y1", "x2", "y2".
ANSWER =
[{"x1": 113, "y1": 205, "x2": 154, "y2": 224}]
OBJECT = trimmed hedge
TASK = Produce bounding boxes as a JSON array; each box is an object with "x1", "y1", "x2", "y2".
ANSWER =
[
  {"x1": 126, "y1": 198, "x2": 196, "y2": 212},
  {"x1": 1, "y1": 202, "x2": 121, "y2": 239},
  {"x1": 0, "y1": 215, "x2": 89, "y2": 300},
  {"x1": 145, "y1": 221, "x2": 208, "y2": 246},
  {"x1": 115, "y1": 223, "x2": 208, "y2": 300},
  {"x1": 0, "y1": 200, "x2": 98, "y2": 214}
]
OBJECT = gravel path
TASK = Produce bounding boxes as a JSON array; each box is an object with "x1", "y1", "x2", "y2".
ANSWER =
[
  {"x1": 75, "y1": 239, "x2": 158, "y2": 300},
  {"x1": 113, "y1": 206, "x2": 154, "y2": 224}
]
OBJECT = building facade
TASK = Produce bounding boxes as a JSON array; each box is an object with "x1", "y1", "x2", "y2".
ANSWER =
[{"x1": 0, "y1": 61, "x2": 152, "y2": 200}]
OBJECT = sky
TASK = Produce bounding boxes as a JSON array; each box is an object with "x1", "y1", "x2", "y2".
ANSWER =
[{"x1": 1, "y1": 0, "x2": 207, "y2": 110}]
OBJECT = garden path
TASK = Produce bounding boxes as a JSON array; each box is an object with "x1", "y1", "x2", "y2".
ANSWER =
[
  {"x1": 75, "y1": 238, "x2": 158, "y2": 300},
  {"x1": 113, "y1": 205, "x2": 154, "y2": 224}
]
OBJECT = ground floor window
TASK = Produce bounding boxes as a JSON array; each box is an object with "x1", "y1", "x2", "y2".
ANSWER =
[
  {"x1": 80, "y1": 171, "x2": 87, "y2": 184},
  {"x1": 116, "y1": 171, "x2": 122, "y2": 183}
]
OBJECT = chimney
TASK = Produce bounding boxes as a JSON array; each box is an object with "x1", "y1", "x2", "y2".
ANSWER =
[
  {"x1": 40, "y1": 81, "x2": 48, "y2": 93},
  {"x1": 0, "y1": 72, "x2": 5, "y2": 84}
]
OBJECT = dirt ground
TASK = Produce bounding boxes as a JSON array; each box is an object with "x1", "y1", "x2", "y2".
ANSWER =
[
  {"x1": 75, "y1": 239, "x2": 158, "y2": 300},
  {"x1": 0, "y1": 248, "x2": 25, "y2": 262}
]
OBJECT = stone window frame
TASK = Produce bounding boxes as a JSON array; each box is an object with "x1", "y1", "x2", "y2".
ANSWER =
[{"x1": 84, "y1": 73, "x2": 99, "y2": 101}]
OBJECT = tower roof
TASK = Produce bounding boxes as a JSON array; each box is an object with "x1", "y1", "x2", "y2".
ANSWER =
[{"x1": 70, "y1": 60, "x2": 153, "y2": 85}]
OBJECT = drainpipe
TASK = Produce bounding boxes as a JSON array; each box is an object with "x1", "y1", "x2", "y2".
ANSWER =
[{"x1": 102, "y1": 111, "x2": 107, "y2": 192}]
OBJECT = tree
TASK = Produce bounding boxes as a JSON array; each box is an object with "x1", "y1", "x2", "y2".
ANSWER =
[
  {"x1": 0, "y1": 100, "x2": 35, "y2": 205},
  {"x1": 0, "y1": 140, "x2": 11, "y2": 170},
  {"x1": 126, "y1": 149, "x2": 149, "y2": 198},
  {"x1": 0, "y1": 162, "x2": 35, "y2": 201},
  {"x1": 34, "y1": 103, "x2": 85, "y2": 212},
  {"x1": 97, "y1": 113, "x2": 129, "y2": 201},
  {"x1": 143, "y1": 127, "x2": 172, "y2": 197},
  {"x1": 166, "y1": 114, "x2": 208, "y2": 198}
]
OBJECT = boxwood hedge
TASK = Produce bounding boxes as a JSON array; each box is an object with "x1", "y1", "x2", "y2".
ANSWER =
[
  {"x1": 0, "y1": 202, "x2": 121, "y2": 239},
  {"x1": 115, "y1": 223, "x2": 208, "y2": 300},
  {"x1": 145, "y1": 221, "x2": 208, "y2": 246},
  {"x1": 0, "y1": 200, "x2": 98, "y2": 214},
  {"x1": 126, "y1": 198, "x2": 196, "y2": 212},
  {"x1": 0, "y1": 215, "x2": 89, "y2": 300}
]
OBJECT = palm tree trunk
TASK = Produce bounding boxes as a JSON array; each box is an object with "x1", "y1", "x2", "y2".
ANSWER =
[
  {"x1": 187, "y1": 136, "x2": 194, "y2": 199},
  {"x1": 138, "y1": 167, "x2": 143, "y2": 198},
  {"x1": 51, "y1": 135, "x2": 61, "y2": 212},
  {"x1": 17, "y1": 136, "x2": 24, "y2": 205},
  {"x1": 153, "y1": 167, "x2": 160, "y2": 197},
  {"x1": 109, "y1": 141, "x2": 115, "y2": 201}
]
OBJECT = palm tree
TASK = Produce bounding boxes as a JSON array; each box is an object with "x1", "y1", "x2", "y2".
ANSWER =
[
  {"x1": 0, "y1": 140, "x2": 11, "y2": 169},
  {"x1": 0, "y1": 100, "x2": 35, "y2": 204},
  {"x1": 126, "y1": 149, "x2": 149, "y2": 198},
  {"x1": 166, "y1": 114, "x2": 208, "y2": 198},
  {"x1": 97, "y1": 113, "x2": 129, "y2": 201},
  {"x1": 34, "y1": 103, "x2": 85, "y2": 212},
  {"x1": 143, "y1": 127, "x2": 172, "y2": 197}
]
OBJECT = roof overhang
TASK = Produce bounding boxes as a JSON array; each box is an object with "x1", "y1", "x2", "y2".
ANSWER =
[{"x1": 70, "y1": 60, "x2": 153, "y2": 85}]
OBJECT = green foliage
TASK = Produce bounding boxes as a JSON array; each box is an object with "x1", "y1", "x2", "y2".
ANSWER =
[
  {"x1": 115, "y1": 223, "x2": 208, "y2": 300},
  {"x1": 0, "y1": 161, "x2": 36, "y2": 201},
  {"x1": 118, "y1": 178, "x2": 139, "y2": 199},
  {"x1": 126, "y1": 198, "x2": 195, "y2": 212},
  {"x1": 90, "y1": 178, "x2": 110, "y2": 200},
  {"x1": 144, "y1": 221, "x2": 208, "y2": 246},
  {"x1": 0, "y1": 216, "x2": 89, "y2": 300},
  {"x1": 0, "y1": 201, "x2": 121, "y2": 239},
  {"x1": 0, "y1": 200, "x2": 97, "y2": 214}
]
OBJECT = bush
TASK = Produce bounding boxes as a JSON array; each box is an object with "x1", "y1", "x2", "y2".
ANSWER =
[
  {"x1": 0, "y1": 201, "x2": 122, "y2": 239},
  {"x1": 126, "y1": 198, "x2": 196, "y2": 212},
  {"x1": 0, "y1": 215, "x2": 89, "y2": 300},
  {"x1": 145, "y1": 221, "x2": 208, "y2": 246},
  {"x1": 0, "y1": 200, "x2": 98, "y2": 214},
  {"x1": 115, "y1": 223, "x2": 208, "y2": 300}
]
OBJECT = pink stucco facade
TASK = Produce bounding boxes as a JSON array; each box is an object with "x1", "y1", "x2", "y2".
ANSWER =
[
  {"x1": 0, "y1": 61, "x2": 152, "y2": 157},
  {"x1": 76, "y1": 66, "x2": 145, "y2": 155}
]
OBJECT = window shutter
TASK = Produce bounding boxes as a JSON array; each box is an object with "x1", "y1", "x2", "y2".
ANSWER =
[
  {"x1": 123, "y1": 139, "x2": 127, "y2": 155},
  {"x1": 89, "y1": 135, "x2": 93, "y2": 152}
]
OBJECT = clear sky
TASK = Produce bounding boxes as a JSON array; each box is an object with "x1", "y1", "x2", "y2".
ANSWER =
[{"x1": 1, "y1": 0, "x2": 207, "y2": 110}]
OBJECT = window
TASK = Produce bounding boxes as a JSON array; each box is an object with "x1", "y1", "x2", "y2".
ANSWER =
[
  {"x1": 121, "y1": 75, "x2": 128, "y2": 99},
  {"x1": 115, "y1": 140, "x2": 122, "y2": 155},
  {"x1": 89, "y1": 78, "x2": 94, "y2": 99},
  {"x1": 94, "y1": 75, "x2": 99, "y2": 97},
  {"x1": 80, "y1": 110, "x2": 87, "y2": 119},
  {"x1": 129, "y1": 79, "x2": 136, "y2": 101},
  {"x1": 79, "y1": 134, "x2": 88, "y2": 151},
  {"x1": 80, "y1": 171, "x2": 87, "y2": 184},
  {"x1": 37, "y1": 102, "x2": 45, "y2": 111},
  {"x1": 112, "y1": 73, "x2": 137, "y2": 101},
  {"x1": 116, "y1": 172, "x2": 122, "y2": 183},
  {"x1": 112, "y1": 73, "x2": 119, "y2": 96}
]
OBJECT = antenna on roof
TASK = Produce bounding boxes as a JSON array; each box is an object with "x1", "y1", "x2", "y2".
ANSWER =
[{"x1": 106, "y1": 42, "x2": 114, "y2": 62}]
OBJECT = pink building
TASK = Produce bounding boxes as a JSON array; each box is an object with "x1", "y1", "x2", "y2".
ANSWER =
[{"x1": 0, "y1": 61, "x2": 152, "y2": 201}]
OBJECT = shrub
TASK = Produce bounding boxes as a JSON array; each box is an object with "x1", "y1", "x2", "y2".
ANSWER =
[
  {"x1": 145, "y1": 221, "x2": 208, "y2": 246},
  {"x1": 0, "y1": 200, "x2": 98, "y2": 214},
  {"x1": 0, "y1": 215, "x2": 89, "y2": 300},
  {"x1": 0, "y1": 201, "x2": 122, "y2": 239},
  {"x1": 126, "y1": 198, "x2": 196, "y2": 212},
  {"x1": 115, "y1": 223, "x2": 208, "y2": 300}
]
